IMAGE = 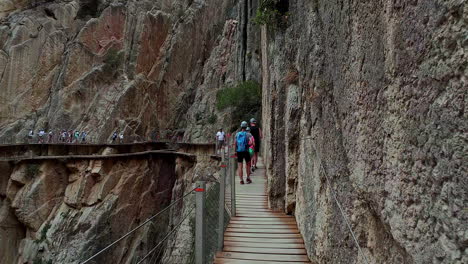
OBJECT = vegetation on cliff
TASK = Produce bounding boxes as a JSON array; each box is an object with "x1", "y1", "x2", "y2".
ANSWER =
[
  {"x1": 253, "y1": 0, "x2": 289, "y2": 28},
  {"x1": 216, "y1": 80, "x2": 262, "y2": 127}
]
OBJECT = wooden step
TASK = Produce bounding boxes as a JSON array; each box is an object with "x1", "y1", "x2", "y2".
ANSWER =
[
  {"x1": 224, "y1": 232, "x2": 302, "y2": 238},
  {"x1": 224, "y1": 241, "x2": 306, "y2": 249},
  {"x1": 216, "y1": 252, "x2": 310, "y2": 262},
  {"x1": 226, "y1": 228, "x2": 299, "y2": 234},
  {"x1": 223, "y1": 246, "x2": 307, "y2": 255},
  {"x1": 223, "y1": 237, "x2": 305, "y2": 244},
  {"x1": 228, "y1": 224, "x2": 298, "y2": 229},
  {"x1": 214, "y1": 258, "x2": 310, "y2": 264},
  {"x1": 235, "y1": 212, "x2": 289, "y2": 217}
]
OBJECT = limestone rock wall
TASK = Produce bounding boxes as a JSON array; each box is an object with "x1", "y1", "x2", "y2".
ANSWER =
[
  {"x1": 261, "y1": 0, "x2": 467, "y2": 263},
  {"x1": 0, "y1": 0, "x2": 260, "y2": 144}
]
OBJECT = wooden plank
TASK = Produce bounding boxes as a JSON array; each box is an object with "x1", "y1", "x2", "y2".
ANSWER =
[
  {"x1": 235, "y1": 212, "x2": 288, "y2": 217},
  {"x1": 224, "y1": 241, "x2": 306, "y2": 249},
  {"x1": 214, "y1": 258, "x2": 310, "y2": 264},
  {"x1": 234, "y1": 208, "x2": 271, "y2": 212},
  {"x1": 216, "y1": 252, "x2": 310, "y2": 262},
  {"x1": 223, "y1": 246, "x2": 307, "y2": 255},
  {"x1": 235, "y1": 204, "x2": 268, "y2": 208},
  {"x1": 224, "y1": 232, "x2": 302, "y2": 238},
  {"x1": 226, "y1": 228, "x2": 299, "y2": 234},
  {"x1": 231, "y1": 216, "x2": 295, "y2": 221},
  {"x1": 223, "y1": 237, "x2": 305, "y2": 244},
  {"x1": 228, "y1": 224, "x2": 298, "y2": 229}
]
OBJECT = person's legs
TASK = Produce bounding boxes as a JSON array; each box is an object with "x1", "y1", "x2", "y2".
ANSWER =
[
  {"x1": 237, "y1": 152, "x2": 245, "y2": 184},
  {"x1": 238, "y1": 162, "x2": 244, "y2": 183},
  {"x1": 246, "y1": 153, "x2": 252, "y2": 183}
]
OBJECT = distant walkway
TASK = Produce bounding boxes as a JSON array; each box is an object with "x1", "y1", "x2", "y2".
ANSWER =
[
  {"x1": 215, "y1": 159, "x2": 311, "y2": 263},
  {"x1": 0, "y1": 141, "x2": 217, "y2": 161}
]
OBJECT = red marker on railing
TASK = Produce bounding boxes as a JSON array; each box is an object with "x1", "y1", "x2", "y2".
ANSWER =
[{"x1": 195, "y1": 187, "x2": 205, "y2": 192}]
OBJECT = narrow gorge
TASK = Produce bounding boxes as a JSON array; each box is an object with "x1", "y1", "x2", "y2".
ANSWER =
[{"x1": 0, "y1": 0, "x2": 466, "y2": 264}]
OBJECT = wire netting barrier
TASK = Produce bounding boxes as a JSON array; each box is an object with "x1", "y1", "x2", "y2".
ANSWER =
[
  {"x1": 80, "y1": 189, "x2": 196, "y2": 264},
  {"x1": 203, "y1": 179, "x2": 231, "y2": 263}
]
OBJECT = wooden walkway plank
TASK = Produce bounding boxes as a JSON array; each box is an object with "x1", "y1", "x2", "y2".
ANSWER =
[
  {"x1": 215, "y1": 158, "x2": 311, "y2": 263},
  {"x1": 224, "y1": 241, "x2": 306, "y2": 249},
  {"x1": 214, "y1": 258, "x2": 310, "y2": 264},
  {"x1": 223, "y1": 246, "x2": 307, "y2": 255},
  {"x1": 216, "y1": 252, "x2": 310, "y2": 262},
  {"x1": 224, "y1": 232, "x2": 302, "y2": 238},
  {"x1": 223, "y1": 237, "x2": 305, "y2": 244}
]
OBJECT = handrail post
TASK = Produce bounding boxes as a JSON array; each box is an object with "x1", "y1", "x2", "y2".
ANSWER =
[
  {"x1": 230, "y1": 140, "x2": 236, "y2": 217},
  {"x1": 217, "y1": 153, "x2": 227, "y2": 251},
  {"x1": 195, "y1": 181, "x2": 206, "y2": 264}
]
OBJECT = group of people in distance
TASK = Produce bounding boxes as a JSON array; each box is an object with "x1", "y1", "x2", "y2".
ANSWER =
[
  {"x1": 234, "y1": 118, "x2": 262, "y2": 185},
  {"x1": 28, "y1": 129, "x2": 88, "y2": 143}
]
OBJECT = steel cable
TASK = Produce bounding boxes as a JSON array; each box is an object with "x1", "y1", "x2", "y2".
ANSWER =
[
  {"x1": 136, "y1": 206, "x2": 196, "y2": 264},
  {"x1": 80, "y1": 188, "x2": 196, "y2": 264},
  {"x1": 320, "y1": 163, "x2": 371, "y2": 264}
]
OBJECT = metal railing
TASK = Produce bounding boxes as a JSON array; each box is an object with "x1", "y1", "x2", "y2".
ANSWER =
[
  {"x1": 320, "y1": 162, "x2": 371, "y2": 264},
  {"x1": 80, "y1": 189, "x2": 196, "y2": 264},
  {"x1": 194, "y1": 135, "x2": 235, "y2": 263},
  {"x1": 75, "y1": 138, "x2": 236, "y2": 264}
]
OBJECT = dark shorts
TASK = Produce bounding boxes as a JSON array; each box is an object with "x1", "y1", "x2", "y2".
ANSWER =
[
  {"x1": 254, "y1": 140, "x2": 261, "y2": 152},
  {"x1": 237, "y1": 151, "x2": 251, "y2": 163}
]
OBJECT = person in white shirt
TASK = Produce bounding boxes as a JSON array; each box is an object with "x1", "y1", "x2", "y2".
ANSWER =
[{"x1": 216, "y1": 129, "x2": 225, "y2": 152}]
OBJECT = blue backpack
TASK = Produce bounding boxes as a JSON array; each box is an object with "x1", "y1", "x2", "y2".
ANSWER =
[{"x1": 236, "y1": 131, "x2": 249, "y2": 152}]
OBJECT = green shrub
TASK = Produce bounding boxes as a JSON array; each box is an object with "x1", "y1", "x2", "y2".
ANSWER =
[
  {"x1": 216, "y1": 80, "x2": 261, "y2": 124},
  {"x1": 253, "y1": 0, "x2": 289, "y2": 29},
  {"x1": 207, "y1": 114, "x2": 217, "y2": 124}
]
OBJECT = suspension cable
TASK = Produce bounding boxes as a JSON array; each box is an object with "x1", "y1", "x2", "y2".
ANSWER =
[
  {"x1": 81, "y1": 188, "x2": 196, "y2": 264},
  {"x1": 136, "y1": 206, "x2": 196, "y2": 264},
  {"x1": 320, "y1": 163, "x2": 371, "y2": 264}
]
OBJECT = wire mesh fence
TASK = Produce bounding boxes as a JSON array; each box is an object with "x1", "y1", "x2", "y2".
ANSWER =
[{"x1": 80, "y1": 189, "x2": 196, "y2": 264}]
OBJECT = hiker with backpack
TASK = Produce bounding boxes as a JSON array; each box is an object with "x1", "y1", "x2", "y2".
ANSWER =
[
  {"x1": 235, "y1": 121, "x2": 253, "y2": 184},
  {"x1": 249, "y1": 118, "x2": 262, "y2": 171}
]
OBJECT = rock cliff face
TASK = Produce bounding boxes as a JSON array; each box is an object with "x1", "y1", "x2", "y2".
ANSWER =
[
  {"x1": 261, "y1": 0, "x2": 467, "y2": 263},
  {"x1": 0, "y1": 0, "x2": 260, "y2": 143},
  {"x1": 0, "y1": 150, "x2": 217, "y2": 263}
]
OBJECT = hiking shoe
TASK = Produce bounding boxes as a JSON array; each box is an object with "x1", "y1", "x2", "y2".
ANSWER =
[
  {"x1": 246, "y1": 178, "x2": 252, "y2": 184},
  {"x1": 240, "y1": 180, "x2": 245, "y2": 185},
  {"x1": 251, "y1": 167, "x2": 255, "y2": 173}
]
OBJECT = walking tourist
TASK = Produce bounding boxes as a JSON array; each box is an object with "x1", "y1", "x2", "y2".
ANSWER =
[
  {"x1": 74, "y1": 131, "x2": 80, "y2": 143},
  {"x1": 235, "y1": 121, "x2": 253, "y2": 184},
  {"x1": 48, "y1": 130, "x2": 53, "y2": 143},
  {"x1": 81, "y1": 131, "x2": 87, "y2": 142},
  {"x1": 28, "y1": 130, "x2": 34, "y2": 143},
  {"x1": 38, "y1": 130, "x2": 45, "y2": 143},
  {"x1": 112, "y1": 132, "x2": 118, "y2": 143},
  {"x1": 216, "y1": 129, "x2": 225, "y2": 153},
  {"x1": 249, "y1": 118, "x2": 262, "y2": 171}
]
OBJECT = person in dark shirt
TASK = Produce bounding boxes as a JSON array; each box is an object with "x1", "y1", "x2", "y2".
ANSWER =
[{"x1": 249, "y1": 118, "x2": 262, "y2": 171}]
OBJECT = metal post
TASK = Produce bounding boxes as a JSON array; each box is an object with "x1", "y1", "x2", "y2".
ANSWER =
[
  {"x1": 231, "y1": 152, "x2": 236, "y2": 217},
  {"x1": 195, "y1": 181, "x2": 206, "y2": 264},
  {"x1": 217, "y1": 154, "x2": 227, "y2": 251},
  {"x1": 215, "y1": 139, "x2": 219, "y2": 155}
]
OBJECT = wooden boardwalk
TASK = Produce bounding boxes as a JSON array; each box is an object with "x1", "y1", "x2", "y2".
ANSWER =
[{"x1": 215, "y1": 159, "x2": 311, "y2": 263}]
